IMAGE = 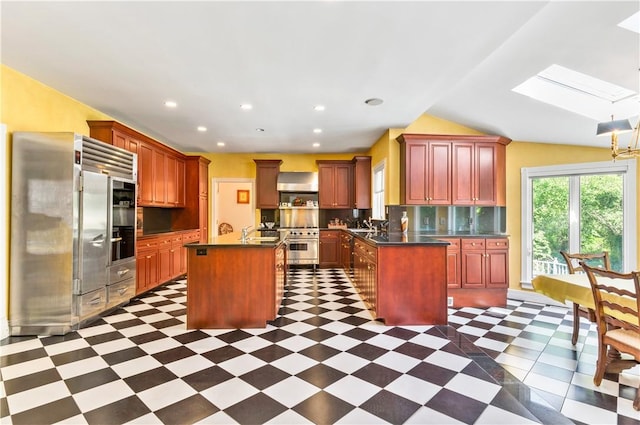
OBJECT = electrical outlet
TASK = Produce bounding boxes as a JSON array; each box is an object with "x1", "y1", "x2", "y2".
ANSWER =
[{"x1": 447, "y1": 296, "x2": 454, "y2": 307}]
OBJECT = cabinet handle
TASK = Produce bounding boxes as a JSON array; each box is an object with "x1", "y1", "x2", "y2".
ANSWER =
[{"x1": 146, "y1": 255, "x2": 151, "y2": 259}]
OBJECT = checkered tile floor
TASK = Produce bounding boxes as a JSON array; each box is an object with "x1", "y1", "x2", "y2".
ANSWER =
[{"x1": 1, "y1": 268, "x2": 638, "y2": 424}]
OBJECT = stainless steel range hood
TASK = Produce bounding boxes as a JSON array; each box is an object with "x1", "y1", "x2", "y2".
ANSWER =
[{"x1": 277, "y1": 172, "x2": 318, "y2": 192}]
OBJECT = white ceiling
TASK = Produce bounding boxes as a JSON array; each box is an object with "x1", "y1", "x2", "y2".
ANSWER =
[{"x1": 2, "y1": 1, "x2": 638, "y2": 154}]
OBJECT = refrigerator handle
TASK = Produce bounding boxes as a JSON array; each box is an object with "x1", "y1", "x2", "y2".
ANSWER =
[{"x1": 91, "y1": 234, "x2": 106, "y2": 247}]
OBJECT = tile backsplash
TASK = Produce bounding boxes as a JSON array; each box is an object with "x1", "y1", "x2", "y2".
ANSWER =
[{"x1": 387, "y1": 205, "x2": 506, "y2": 234}]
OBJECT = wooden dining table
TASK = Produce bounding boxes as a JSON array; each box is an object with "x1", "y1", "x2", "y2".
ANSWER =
[{"x1": 532, "y1": 273, "x2": 638, "y2": 324}]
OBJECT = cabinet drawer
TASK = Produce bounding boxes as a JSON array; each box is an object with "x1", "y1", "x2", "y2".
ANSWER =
[
  {"x1": 439, "y1": 238, "x2": 460, "y2": 250},
  {"x1": 461, "y1": 239, "x2": 485, "y2": 250},
  {"x1": 158, "y1": 237, "x2": 172, "y2": 247},
  {"x1": 107, "y1": 278, "x2": 135, "y2": 309},
  {"x1": 137, "y1": 239, "x2": 158, "y2": 251},
  {"x1": 171, "y1": 235, "x2": 183, "y2": 247},
  {"x1": 487, "y1": 238, "x2": 509, "y2": 249}
]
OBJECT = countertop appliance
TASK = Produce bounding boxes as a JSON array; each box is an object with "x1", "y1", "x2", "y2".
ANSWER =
[{"x1": 10, "y1": 132, "x2": 137, "y2": 335}]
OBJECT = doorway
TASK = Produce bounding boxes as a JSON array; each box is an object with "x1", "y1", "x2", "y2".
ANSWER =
[{"x1": 212, "y1": 178, "x2": 255, "y2": 237}]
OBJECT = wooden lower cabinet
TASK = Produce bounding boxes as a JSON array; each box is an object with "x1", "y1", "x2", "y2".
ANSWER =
[
  {"x1": 350, "y1": 235, "x2": 448, "y2": 325},
  {"x1": 186, "y1": 242, "x2": 286, "y2": 328},
  {"x1": 340, "y1": 232, "x2": 353, "y2": 272},
  {"x1": 136, "y1": 243, "x2": 159, "y2": 294},
  {"x1": 442, "y1": 237, "x2": 509, "y2": 308},
  {"x1": 274, "y1": 243, "x2": 286, "y2": 317},
  {"x1": 319, "y1": 230, "x2": 341, "y2": 268},
  {"x1": 136, "y1": 230, "x2": 199, "y2": 295}
]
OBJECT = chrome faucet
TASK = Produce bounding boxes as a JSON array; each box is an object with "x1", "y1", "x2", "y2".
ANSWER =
[{"x1": 241, "y1": 226, "x2": 251, "y2": 242}]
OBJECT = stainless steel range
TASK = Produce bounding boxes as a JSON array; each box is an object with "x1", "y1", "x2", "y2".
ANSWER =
[
  {"x1": 276, "y1": 172, "x2": 320, "y2": 267},
  {"x1": 281, "y1": 228, "x2": 319, "y2": 266}
]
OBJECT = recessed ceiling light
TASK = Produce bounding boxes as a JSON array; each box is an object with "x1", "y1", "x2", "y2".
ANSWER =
[
  {"x1": 217, "y1": 142, "x2": 225, "y2": 147},
  {"x1": 312, "y1": 143, "x2": 320, "y2": 148},
  {"x1": 313, "y1": 105, "x2": 326, "y2": 111},
  {"x1": 197, "y1": 126, "x2": 207, "y2": 132},
  {"x1": 164, "y1": 100, "x2": 177, "y2": 108},
  {"x1": 240, "y1": 104, "x2": 253, "y2": 110},
  {"x1": 256, "y1": 128, "x2": 265, "y2": 132},
  {"x1": 313, "y1": 128, "x2": 322, "y2": 134},
  {"x1": 364, "y1": 98, "x2": 383, "y2": 106}
]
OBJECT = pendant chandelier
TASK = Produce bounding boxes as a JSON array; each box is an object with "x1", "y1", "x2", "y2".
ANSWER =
[{"x1": 596, "y1": 115, "x2": 640, "y2": 159}]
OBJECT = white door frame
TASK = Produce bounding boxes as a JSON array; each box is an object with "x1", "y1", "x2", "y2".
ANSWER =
[
  {"x1": 211, "y1": 177, "x2": 255, "y2": 238},
  {"x1": 1, "y1": 124, "x2": 8, "y2": 339}
]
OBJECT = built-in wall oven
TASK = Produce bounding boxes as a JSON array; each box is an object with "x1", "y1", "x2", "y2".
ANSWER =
[{"x1": 108, "y1": 177, "x2": 137, "y2": 308}]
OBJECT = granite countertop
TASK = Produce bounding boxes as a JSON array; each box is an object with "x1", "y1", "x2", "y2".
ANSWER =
[
  {"x1": 184, "y1": 230, "x2": 284, "y2": 248},
  {"x1": 347, "y1": 229, "x2": 508, "y2": 246}
]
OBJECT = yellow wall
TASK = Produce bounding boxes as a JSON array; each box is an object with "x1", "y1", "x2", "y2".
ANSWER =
[{"x1": 2, "y1": 63, "x2": 638, "y2": 304}]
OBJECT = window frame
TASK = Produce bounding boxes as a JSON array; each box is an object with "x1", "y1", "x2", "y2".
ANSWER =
[
  {"x1": 372, "y1": 159, "x2": 386, "y2": 220},
  {"x1": 521, "y1": 159, "x2": 637, "y2": 285}
]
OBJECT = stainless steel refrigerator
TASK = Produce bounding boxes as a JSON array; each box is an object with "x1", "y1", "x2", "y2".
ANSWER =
[{"x1": 10, "y1": 132, "x2": 137, "y2": 335}]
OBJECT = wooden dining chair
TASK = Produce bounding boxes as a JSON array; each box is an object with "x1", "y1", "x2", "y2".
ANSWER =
[
  {"x1": 560, "y1": 251, "x2": 611, "y2": 344},
  {"x1": 581, "y1": 263, "x2": 640, "y2": 411}
]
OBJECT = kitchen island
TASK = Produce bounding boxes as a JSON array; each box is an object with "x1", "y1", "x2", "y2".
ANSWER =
[
  {"x1": 185, "y1": 231, "x2": 286, "y2": 329},
  {"x1": 346, "y1": 230, "x2": 450, "y2": 326}
]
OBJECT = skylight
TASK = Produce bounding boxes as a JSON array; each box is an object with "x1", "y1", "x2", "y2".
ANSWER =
[
  {"x1": 512, "y1": 64, "x2": 638, "y2": 121},
  {"x1": 618, "y1": 11, "x2": 640, "y2": 34}
]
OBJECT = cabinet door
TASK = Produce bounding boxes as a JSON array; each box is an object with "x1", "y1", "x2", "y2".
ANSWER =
[
  {"x1": 353, "y1": 157, "x2": 371, "y2": 209},
  {"x1": 404, "y1": 142, "x2": 428, "y2": 204},
  {"x1": 474, "y1": 143, "x2": 497, "y2": 205},
  {"x1": 318, "y1": 165, "x2": 336, "y2": 208},
  {"x1": 255, "y1": 160, "x2": 281, "y2": 208},
  {"x1": 199, "y1": 196, "x2": 208, "y2": 242},
  {"x1": 199, "y1": 160, "x2": 209, "y2": 197},
  {"x1": 452, "y1": 142, "x2": 475, "y2": 205},
  {"x1": 137, "y1": 250, "x2": 158, "y2": 294},
  {"x1": 138, "y1": 143, "x2": 154, "y2": 206},
  {"x1": 428, "y1": 142, "x2": 451, "y2": 204},
  {"x1": 334, "y1": 164, "x2": 352, "y2": 208},
  {"x1": 485, "y1": 239, "x2": 509, "y2": 288},
  {"x1": 158, "y1": 245, "x2": 172, "y2": 284},
  {"x1": 166, "y1": 154, "x2": 178, "y2": 206},
  {"x1": 274, "y1": 244, "x2": 286, "y2": 318},
  {"x1": 440, "y1": 238, "x2": 461, "y2": 288},
  {"x1": 319, "y1": 230, "x2": 340, "y2": 267},
  {"x1": 153, "y1": 149, "x2": 167, "y2": 205},
  {"x1": 176, "y1": 158, "x2": 186, "y2": 207},
  {"x1": 461, "y1": 239, "x2": 485, "y2": 288}
]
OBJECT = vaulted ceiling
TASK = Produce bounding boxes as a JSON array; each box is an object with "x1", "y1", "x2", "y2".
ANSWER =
[{"x1": 2, "y1": 1, "x2": 638, "y2": 153}]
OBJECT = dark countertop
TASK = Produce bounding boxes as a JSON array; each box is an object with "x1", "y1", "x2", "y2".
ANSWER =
[
  {"x1": 185, "y1": 230, "x2": 284, "y2": 248},
  {"x1": 347, "y1": 229, "x2": 508, "y2": 246}
]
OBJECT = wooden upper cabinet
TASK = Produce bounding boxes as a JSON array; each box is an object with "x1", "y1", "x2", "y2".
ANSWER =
[
  {"x1": 199, "y1": 159, "x2": 208, "y2": 197},
  {"x1": 138, "y1": 142, "x2": 155, "y2": 206},
  {"x1": 352, "y1": 156, "x2": 371, "y2": 209},
  {"x1": 398, "y1": 135, "x2": 451, "y2": 205},
  {"x1": 166, "y1": 154, "x2": 186, "y2": 207},
  {"x1": 88, "y1": 120, "x2": 188, "y2": 208},
  {"x1": 254, "y1": 159, "x2": 282, "y2": 209},
  {"x1": 398, "y1": 133, "x2": 510, "y2": 207},
  {"x1": 452, "y1": 141, "x2": 504, "y2": 206},
  {"x1": 317, "y1": 161, "x2": 351, "y2": 209}
]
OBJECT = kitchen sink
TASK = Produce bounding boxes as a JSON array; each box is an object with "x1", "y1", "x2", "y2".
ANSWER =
[
  {"x1": 349, "y1": 228, "x2": 377, "y2": 235},
  {"x1": 246, "y1": 236, "x2": 279, "y2": 241}
]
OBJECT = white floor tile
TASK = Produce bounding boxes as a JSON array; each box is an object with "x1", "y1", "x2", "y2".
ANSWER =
[
  {"x1": 474, "y1": 405, "x2": 539, "y2": 424},
  {"x1": 322, "y1": 351, "x2": 370, "y2": 374},
  {"x1": 373, "y1": 351, "x2": 421, "y2": 373},
  {"x1": 324, "y1": 375, "x2": 380, "y2": 406},
  {"x1": 523, "y1": 372, "x2": 569, "y2": 397},
  {"x1": 199, "y1": 377, "x2": 260, "y2": 410},
  {"x1": 425, "y1": 350, "x2": 471, "y2": 372},
  {"x1": 7, "y1": 381, "x2": 71, "y2": 414},
  {"x1": 335, "y1": 407, "x2": 388, "y2": 424},
  {"x1": 444, "y1": 374, "x2": 501, "y2": 404},
  {"x1": 561, "y1": 398, "x2": 618, "y2": 425},
  {"x1": 136, "y1": 379, "x2": 197, "y2": 412},
  {"x1": 111, "y1": 355, "x2": 164, "y2": 379},
  {"x1": 263, "y1": 376, "x2": 321, "y2": 408},
  {"x1": 384, "y1": 374, "x2": 441, "y2": 404},
  {"x1": 73, "y1": 380, "x2": 135, "y2": 413},
  {"x1": 218, "y1": 353, "x2": 267, "y2": 376},
  {"x1": 405, "y1": 406, "x2": 465, "y2": 424}
]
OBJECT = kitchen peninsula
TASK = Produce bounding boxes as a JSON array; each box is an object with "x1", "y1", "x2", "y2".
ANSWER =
[{"x1": 186, "y1": 229, "x2": 450, "y2": 328}]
